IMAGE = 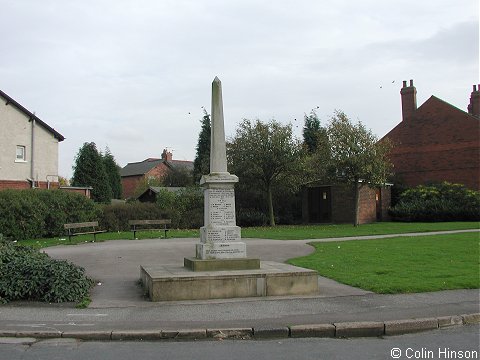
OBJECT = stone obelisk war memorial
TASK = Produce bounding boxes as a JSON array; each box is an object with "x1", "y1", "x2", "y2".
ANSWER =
[{"x1": 141, "y1": 77, "x2": 318, "y2": 301}]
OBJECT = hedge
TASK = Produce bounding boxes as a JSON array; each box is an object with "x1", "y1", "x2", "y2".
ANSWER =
[
  {"x1": 389, "y1": 182, "x2": 480, "y2": 222},
  {"x1": 0, "y1": 189, "x2": 99, "y2": 241}
]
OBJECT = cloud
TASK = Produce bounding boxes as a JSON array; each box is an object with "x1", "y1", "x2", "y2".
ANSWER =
[{"x1": 1, "y1": 0, "x2": 477, "y2": 179}]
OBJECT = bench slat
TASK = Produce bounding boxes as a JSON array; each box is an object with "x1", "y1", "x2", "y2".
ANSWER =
[
  {"x1": 70, "y1": 230, "x2": 107, "y2": 236},
  {"x1": 128, "y1": 220, "x2": 171, "y2": 226},
  {"x1": 64, "y1": 222, "x2": 99, "y2": 229},
  {"x1": 129, "y1": 219, "x2": 171, "y2": 239}
]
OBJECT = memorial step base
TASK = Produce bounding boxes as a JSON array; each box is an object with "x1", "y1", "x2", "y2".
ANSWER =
[
  {"x1": 140, "y1": 261, "x2": 319, "y2": 302},
  {"x1": 184, "y1": 257, "x2": 260, "y2": 271}
]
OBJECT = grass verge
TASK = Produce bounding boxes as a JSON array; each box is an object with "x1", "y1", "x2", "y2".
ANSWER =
[{"x1": 288, "y1": 232, "x2": 480, "y2": 293}]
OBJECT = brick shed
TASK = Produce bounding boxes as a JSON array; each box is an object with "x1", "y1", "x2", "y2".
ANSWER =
[
  {"x1": 302, "y1": 182, "x2": 391, "y2": 225},
  {"x1": 382, "y1": 81, "x2": 480, "y2": 190}
]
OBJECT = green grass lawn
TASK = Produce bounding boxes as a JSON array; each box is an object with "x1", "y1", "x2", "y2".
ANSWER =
[
  {"x1": 288, "y1": 232, "x2": 480, "y2": 293},
  {"x1": 241, "y1": 222, "x2": 479, "y2": 240},
  {"x1": 19, "y1": 221, "x2": 479, "y2": 248}
]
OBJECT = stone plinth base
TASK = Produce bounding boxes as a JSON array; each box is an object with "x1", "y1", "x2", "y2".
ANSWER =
[
  {"x1": 140, "y1": 262, "x2": 319, "y2": 302},
  {"x1": 184, "y1": 257, "x2": 260, "y2": 272}
]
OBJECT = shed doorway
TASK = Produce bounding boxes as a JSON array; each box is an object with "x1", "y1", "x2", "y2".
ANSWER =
[{"x1": 308, "y1": 186, "x2": 332, "y2": 223}]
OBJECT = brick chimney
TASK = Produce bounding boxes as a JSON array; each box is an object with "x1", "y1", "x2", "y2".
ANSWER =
[
  {"x1": 400, "y1": 79, "x2": 417, "y2": 122},
  {"x1": 161, "y1": 149, "x2": 173, "y2": 161},
  {"x1": 467, "y1": 84, "x2": 480, "y2": 118}
]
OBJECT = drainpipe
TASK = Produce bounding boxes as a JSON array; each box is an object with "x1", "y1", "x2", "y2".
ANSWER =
[
  {"x1": 30, "y1": 117, "x2": 35, "y2": 187},
  {"x1": 46, "y1": 175, "x2": 58, "y2": 189}
]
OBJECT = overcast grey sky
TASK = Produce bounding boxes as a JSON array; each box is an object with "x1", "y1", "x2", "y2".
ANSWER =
[{"x1": 1, "y1": 0, "x2": 478, "y2": 179}]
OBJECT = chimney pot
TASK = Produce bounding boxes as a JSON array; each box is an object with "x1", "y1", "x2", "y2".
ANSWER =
[
  {"x1": 409, "y1": 79, "x2": 414, "y2": 87},
  {"x1": 161, "y1": 148, "x2": 173, "y2": 161},
  {"x1": 473, "y1": 85, "x2": 477, "y2": 92},
  {"x1": 402, "y1": 80, "x2": 407, "y2": 88}
]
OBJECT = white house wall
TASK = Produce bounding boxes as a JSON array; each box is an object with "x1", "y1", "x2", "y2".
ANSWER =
[{"x1": 0, "y1": 98, "x2": 59, "y2": 183}]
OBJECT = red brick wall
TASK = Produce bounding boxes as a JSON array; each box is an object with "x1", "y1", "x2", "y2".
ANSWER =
[
  {"x1": 331, "y1": 185, "x2": 355, "y2": 223},
  {"x1": 384, "y1": 96, "x2": 480, "y2": 190},
  {"x1": 121, "y1": 175, "x2": 143, "y2": 199},
  {"x1": 381, "y1": 187, "x2": 391, "y2": 221},
  {"x1": 357, "y1": 186, "x2": 377, "y2": 224},
  {"x1": 0, "y1": 180, "x2": 58, "y2": 190},
  {"x1": 0, "y1": 180, "x2": 30, "y2": 190}
]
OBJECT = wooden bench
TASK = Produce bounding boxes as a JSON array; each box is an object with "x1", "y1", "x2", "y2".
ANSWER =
[
  {"x1": 64, "y1": 221, "x2": 107, "y2": 242},
  {"x1": 129, "y1": 219, "x2": 171, "y2": 239}
]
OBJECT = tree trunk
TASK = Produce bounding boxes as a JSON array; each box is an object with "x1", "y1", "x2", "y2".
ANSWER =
[
  {"x1": 353, "y1": 181, "x2": 360, "y2": 227},
  {"x1": 267, "y1": 185, "x2": 275, "y2": 226}
]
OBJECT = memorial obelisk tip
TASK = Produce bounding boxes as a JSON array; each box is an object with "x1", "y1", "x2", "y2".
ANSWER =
[{"x1": 210, "y1": 76, "x2": 228, "y2": 174}]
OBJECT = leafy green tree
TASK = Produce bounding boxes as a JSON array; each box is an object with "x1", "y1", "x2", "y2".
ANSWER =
[
  {"x1": 103, "y1": 147, "x2": 122, "y2": 199},
  {"x1": 326, "y1": 110, "x2": 393, "y2": 226},
  {"x1": 228, "y1": 119, "x2": 303, "y2": 226},
  {"x1": 303, "y1": 109, "x2": 327, "y2": 154},
  {"x1": 302, "y1": 109, "x2": 330, "y2": 183},
  {"x1": 193, "y1": 109, "x2": 211, "y2": 183},
  {"x1": 72, "y1": 142, "x2": 112, "y2": 203}
]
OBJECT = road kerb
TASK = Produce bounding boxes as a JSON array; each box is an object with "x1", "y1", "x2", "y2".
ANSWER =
[
  {"x1": 161, "y1": 329, "x2": 207, "y2": 340},
  {"x1": 462, "y1": 313, "x2": 480, "y2": 324},
  {"x1": 111, "y1": 330, "x2": 162, "y2": 341},
  {"x1": 3, "y1": 313, "x2": 479, "y2": 342},
  {"x1": 61, "y1": 330, "x2": 112, "y2": 340},
  {"x1": 384, "y1": 318, "x2": 438, "y2": 336},
  {"x1": 289, "y1": 324, "x2": 335, "y2": 338},
  {"x1": 253, "y1": 326, "x2": 290, "y2": 339},
  {"x1": 206, "y1": 328, "x2": 253, "y2": 340},
  {"x1": 334, "y1": 321, "x2": 384, "y2": 338},
  {"x1": 437, "y1": 315, "x2": 464, "y2": 328}
]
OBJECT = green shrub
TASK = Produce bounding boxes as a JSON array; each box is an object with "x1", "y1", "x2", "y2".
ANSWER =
[
  {"x1": 35, "y1": 190, "x2": 100, "y2": 237},
  {"x1": 0, "y1": 190, "x2": 46, "y2": 240},
  {"x1": 0, "y1": 189, "x2": 98, "y2": 241},
  {"x1": 156, "y1": 187, "x2": 203, "y2": 229},
  {"x1": 389, "y1": 182, "x2": 480, "y2": 221},
  {"x1": 0, "y1": 241, "x2": 93, "y2": 303}
]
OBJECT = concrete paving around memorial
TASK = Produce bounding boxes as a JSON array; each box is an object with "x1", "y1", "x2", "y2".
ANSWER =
[{"x1": 0, "y1": 230, "x2": 478, "y2": 340}]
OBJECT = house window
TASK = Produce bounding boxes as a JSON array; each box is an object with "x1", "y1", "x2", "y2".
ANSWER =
[{"x1": 15, "y1": 145, "x2": 26, "y2": 162}]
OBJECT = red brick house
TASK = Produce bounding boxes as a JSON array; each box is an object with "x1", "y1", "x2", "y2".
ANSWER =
[
  {"x1": 120, "y1": 149, "x2": 193, "y2": 199},
  {"x1": 382, "y1": 81, "x2": 480, "y2": 190}
]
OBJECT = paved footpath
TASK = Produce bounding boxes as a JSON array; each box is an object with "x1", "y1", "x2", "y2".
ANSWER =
[{"x1": 0, "y1": 230, "x2": 478, "y2": 340}]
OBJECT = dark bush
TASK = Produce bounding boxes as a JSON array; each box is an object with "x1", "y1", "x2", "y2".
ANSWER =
[
  {"x1": 237, "y1": 208, "x2": 268, "y2": 227},
  {"x1": 0, "y1": 189, "x2": 98, "y2": 241},
  {"x1": 0, "y1": 241, "x2": 93, "y2": 303},
  {"x1": 0, "y1": 190, "x2": 46, "y2": 241},
  {"x1": 389, "y1": 182, "x2": 480, "y2": 222},
  {"x1": 100, "y1": 203, "x2": 167, "y2": 231}
]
